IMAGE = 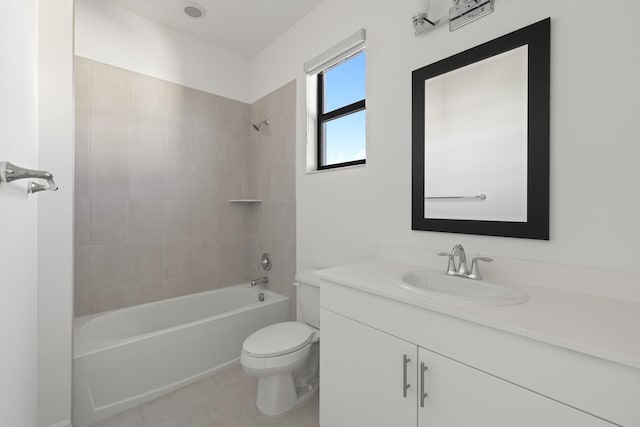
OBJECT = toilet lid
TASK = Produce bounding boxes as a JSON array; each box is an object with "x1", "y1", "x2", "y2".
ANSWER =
[{"x1": 243, "y1": 322, "x2": 314, "y2": 358}]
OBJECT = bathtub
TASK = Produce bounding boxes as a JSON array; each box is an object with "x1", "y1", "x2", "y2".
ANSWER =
[{"x1": 72, "y1": 284, "x2": 289, "y2": 427}]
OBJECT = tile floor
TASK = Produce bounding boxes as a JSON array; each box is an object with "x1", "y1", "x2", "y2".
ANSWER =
[{"x1": 91, "y1": 363, "x2": 320, "y2": 427}]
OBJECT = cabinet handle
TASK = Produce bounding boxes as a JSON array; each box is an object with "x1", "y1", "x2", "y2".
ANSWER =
[
  {"x1": 402, "y1": 354, "x2": 411, "y2": 398},
  {"x1": 420, "y1": 362, "x2": 428, "y2": 408}
]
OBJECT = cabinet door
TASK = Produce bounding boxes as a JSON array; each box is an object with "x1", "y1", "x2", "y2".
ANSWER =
[
  {"x1": 418, "y1": 347, "x2": 615, "y2": 427},
  {"x1": 320, "y1": 309, "x2": 418, "y2": 427}
]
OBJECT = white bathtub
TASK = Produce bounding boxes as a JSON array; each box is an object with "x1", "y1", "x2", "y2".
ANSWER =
[{"x1": 72, "y1": 284, "x2": 289, "y2": 427}]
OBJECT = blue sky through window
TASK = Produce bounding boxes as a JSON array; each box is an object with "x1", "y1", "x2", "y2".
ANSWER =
[
  {"x1": 322, "y1": 51, "x2": 366, "y2": 166},
  {"x1": 324, "y1": 110, "x2": 366, "y2": 164},
  {"x1": 324, "y1": 52, "x2": 366, "y2": 112}
]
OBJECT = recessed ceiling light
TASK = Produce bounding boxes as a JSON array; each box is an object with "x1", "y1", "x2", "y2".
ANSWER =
[{"x1": 182, "y1": 1, "x2": 206, "y2": 19}]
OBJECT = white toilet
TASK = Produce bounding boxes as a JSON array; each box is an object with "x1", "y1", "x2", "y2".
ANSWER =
[{"x1": 240, "y1": 272, "x2": 321, "y2": 416}]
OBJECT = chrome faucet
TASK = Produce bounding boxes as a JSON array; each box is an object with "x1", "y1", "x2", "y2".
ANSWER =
[
  {"x1": 250, "y1": 276, "x2": 269, "y2": 287},
  {"x1": 437, "y1": 244, "x2": 493, "y2": 280}
]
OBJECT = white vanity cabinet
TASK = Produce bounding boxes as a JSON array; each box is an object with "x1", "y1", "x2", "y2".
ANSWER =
[
  {"x1": 321, "y1": 308, "x2": 614, "y2": 427},
  {"x1": 417, "y1": 346, "x2": 615, "y2": 427},
  {"x1": 320, "y1": 308, "x2": 418, "y2": 427}
]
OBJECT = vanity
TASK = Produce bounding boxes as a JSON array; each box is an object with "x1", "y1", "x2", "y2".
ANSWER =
[{"x1": 316, "y1": 259, "x2": 640, "y2": 427}]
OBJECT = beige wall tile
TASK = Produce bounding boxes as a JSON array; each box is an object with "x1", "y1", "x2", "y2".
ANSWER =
[
  {"x1": 75, "y1": 199, "x2": 90, "y2": 246},
  {"x1": 219, "y1": 236, "x2": 249, "y2": 272},
  {"x1": 245, "y1": 167, "x2": 257, "y2": 200},
  {"x1": 130, "y1": 282, "x2": 165, "y2": 306},
  {"x1": 130, "y1": 72, "x2": 162, "y2": 121},
  {"x1": 90, "y1": 112, "x2": 129, "y2": 199},
  {"x1": 91, "y1": 61, "x2": 129, "y2": 114},
  {"x1": 74, "y1": 291, "x2": 91, "y2": 318},
  {"x1": 161, "y1": 81, "x2": 192, "y2": 121},
  {"x1": 162, "y1": 201, "x2": 192, "y2": 240},
  {"x1": 90, "y1": 199, "x2": 129, "y2": 245},
  {"x1": 218, "y1": 131, "x2": 249, "y2": 168},
  {"x1": 162, "y1": 276, "x2": 193, "y2": 299},
  {"x1": 218, "y1": 97, "x2": 249, "y2": 134},
  {"x1": 268, "y1": 126, "x2": 287, "y2": 168},
  {"x1": 270, "y1": 167, "x2": 292, "y2": 201},
  {"x1": 220, "y1": 204, "x2": 247, "y2": 237},
  {"x1": 191, "y1": 90, "x2": 220, "y2": 133},
  {"x1": 193, "y1": 128, "x2": 217, "y2": 165},
  {"x1": 74, "y1": 57, "x2": 91, "y2": 112},
  {"x1": 90, "y1": 157, "x2": 130, "y2": 200},
  {"x1": 163, "y1": 240, "x2": 193, "y2": 279},
  {"x1": 256, "y1": 167, "x2": 271, "y2": 201},
  {"x1": 193, "y1": 163, "x2": 220, "y2": 202},
  {"x1": 75, "y1": 105, "x2": 90, "y2": 198},
  {"x1": 75, "y1": 151, "x2": 90, "y2": 201},
  {"x1": 191, "y1": 274, "x2": 218, "y2": 293},
  {"x1": 75, "y1": 59, "x2": 296, "y2": 316},
  {"x1": 90, "y1": 244, "x2": 132, "y2": 292},
  {"x1": 191, "y1": 238, "x2": 217, "y2": 276},
  {"x1": 89, "y1": 288, "x2": 128, "y2": 313},
  {"x1": 130, "y1": 118, "x2": 163, "y2": 159},
  {"x1": 163, "y1": 120, "x2": 193, "y2": 164},
  {"x1": 283, "y1": 201, "x2": 296, "y2": 241},
  {"x1": 130, "y1": 155, "x2": 164, "y2": 200},
  {"x1": 75, "y1": 247, "x2": 91, "y2": 294},
  {"x1": 191, "y1": 201, "x2": 220, "y2": 238},
  {"x1": 217, "y1": 167, "x2": 244, "y2": 201},
  {"x1": 162, "y1": 160, "x2": 193, "y2": 200},
  {"x1": 130, "y1": 242, "x2": 164, "y2": 285},
  {"x1": 129, "y1": 200, "x2": 163, "y2": 242}
]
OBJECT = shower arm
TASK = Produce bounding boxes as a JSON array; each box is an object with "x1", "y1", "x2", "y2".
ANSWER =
[{"x1": 252, "y1": 119, "x2": 270, "y2": 131}]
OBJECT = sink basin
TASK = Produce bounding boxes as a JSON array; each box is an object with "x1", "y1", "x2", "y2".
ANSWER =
[{"x1": 398, "y1": 271, "x2": 528, "y2": 306}]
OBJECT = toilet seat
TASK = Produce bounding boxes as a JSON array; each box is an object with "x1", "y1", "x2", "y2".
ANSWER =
[
  {"x1": 241, "y1": 342, "x2": 311, "y2": 375},
  {"x1": 243, "y1": 322, "x2": 314, "y2": 358}
]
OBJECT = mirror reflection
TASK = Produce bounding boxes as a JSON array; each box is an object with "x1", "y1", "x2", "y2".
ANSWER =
[{"x1": 424, "y1": 45, "x2": 528, "y2": 222}]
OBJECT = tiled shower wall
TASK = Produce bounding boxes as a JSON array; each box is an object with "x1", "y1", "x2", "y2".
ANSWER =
[
  {"x1": 74, "y1": 58, "x2": 297, "y2": 316},
  {"x1": 249, "y1": 81, "x2": 297, "y2": 319}
]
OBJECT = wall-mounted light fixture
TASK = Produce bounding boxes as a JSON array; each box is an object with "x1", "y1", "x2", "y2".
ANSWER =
[{"x1": 413, "y1": 0, "x2": 494, "y2": 36}]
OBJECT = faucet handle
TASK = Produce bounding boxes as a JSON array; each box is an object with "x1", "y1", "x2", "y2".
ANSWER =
[
  {"x1": 469, "y1": 257, "x2": 493, "y2": 280},
  {"x1": 437, "y1": 252, "x2": 457, "y2": 274}
]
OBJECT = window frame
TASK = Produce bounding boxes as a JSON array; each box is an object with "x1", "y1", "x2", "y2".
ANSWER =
[{"x1": 316, "y1": 52, "x2": 366, "y2": 170}]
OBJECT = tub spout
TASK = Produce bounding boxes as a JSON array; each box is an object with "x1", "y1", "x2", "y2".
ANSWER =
[{"x1": 251, "y1": 276, "x2": 269, "y2": 287}]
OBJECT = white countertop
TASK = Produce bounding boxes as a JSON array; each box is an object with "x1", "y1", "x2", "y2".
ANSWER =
[{"x1": 315, "y1": 259, "x2": 640, "y2": 371}]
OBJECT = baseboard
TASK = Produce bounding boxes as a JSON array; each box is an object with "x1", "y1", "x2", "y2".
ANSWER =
[{"x1": 47, "y1": 420, "x2": 71, "y2": 427}]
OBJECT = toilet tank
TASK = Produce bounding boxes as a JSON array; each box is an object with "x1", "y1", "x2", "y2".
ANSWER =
[{"x1": 294, "y1": 271, "x2": 322, "y2": 329}]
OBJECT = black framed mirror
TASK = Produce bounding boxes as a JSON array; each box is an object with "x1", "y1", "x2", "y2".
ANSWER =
[{"x1": 412, "y1": 18, "x2": 550, "y2": 240}]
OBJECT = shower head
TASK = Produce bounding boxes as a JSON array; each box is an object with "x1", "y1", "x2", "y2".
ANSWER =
[{"x1": 252, "y1": 119, "x2": 270, "y2": 131}]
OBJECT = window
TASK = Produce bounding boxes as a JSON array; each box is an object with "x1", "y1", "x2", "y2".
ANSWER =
[
  {"x1": 305, "y1": 29, "x2": 366, "y2": 171},
  {"x1": 317, "y1": 51, "x2": 366, "y2": 169}
]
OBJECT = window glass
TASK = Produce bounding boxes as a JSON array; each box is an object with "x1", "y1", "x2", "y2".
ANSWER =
[
  {"x1": 322, "y1": 110, "x2": 366, "y2": 165},
  {"x1": 323, "y1": 51, "x2": 366, "y2": 113}
]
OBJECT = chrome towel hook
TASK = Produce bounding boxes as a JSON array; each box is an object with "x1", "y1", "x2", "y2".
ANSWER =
[{"x1": 0, "y1": 161, "x2": 59, "y2": 194}]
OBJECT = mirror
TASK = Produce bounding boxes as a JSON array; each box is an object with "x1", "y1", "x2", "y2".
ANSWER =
[{"x1": 412, "y1": 18, "x2": 550, "y2": 239}]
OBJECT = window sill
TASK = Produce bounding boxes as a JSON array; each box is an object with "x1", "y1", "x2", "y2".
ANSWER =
[{"x1": 306, "y1": 163, "x2": 366, "y2": 175}]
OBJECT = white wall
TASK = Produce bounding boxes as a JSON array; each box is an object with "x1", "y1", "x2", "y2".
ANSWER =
[
  {"x1": 75, "y1": 0, "x2": 251, "y2": 103},
  {"x1": 0, "y1": 1, "x2": 38, "y2": 426},
  {"x1": 37, "y1": 0, "x2": 75, "y2": 426},
  {"x1": 250, "y1": 0, "x2": 640, "y2": 301}
]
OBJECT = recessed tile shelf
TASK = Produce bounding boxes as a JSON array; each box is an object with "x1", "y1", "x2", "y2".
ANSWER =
[{"x1": 228, "y1": 199, "x2": 263, "y2": 203}]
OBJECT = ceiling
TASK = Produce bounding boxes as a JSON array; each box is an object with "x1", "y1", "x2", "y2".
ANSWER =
[{"x1": 102, "y1": 0, "x2": 324, "y2": 56}]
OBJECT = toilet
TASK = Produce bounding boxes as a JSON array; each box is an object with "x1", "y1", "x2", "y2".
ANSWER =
[{"x1": 240, "y1": 272, "x2": 321, "y2": 416}]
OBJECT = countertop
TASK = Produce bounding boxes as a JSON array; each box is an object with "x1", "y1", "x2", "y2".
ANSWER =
[{"x1": 314, "y1": 259, "x2": 640, "y2": 371}]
